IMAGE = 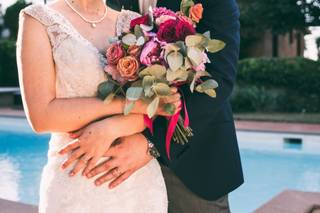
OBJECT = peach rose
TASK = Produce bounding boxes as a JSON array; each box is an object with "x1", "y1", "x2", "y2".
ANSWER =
[
  {"x1": 127, "y1": 45, "x2": 141, "y2": 58},
  {"x1": 189, "y1": 4, "x2": 203, "y2": 23},
  {"x1": 106, "y1": 43, "x2": 126, "y2": 65},
  {"x1": 117, "y1": 56, "x2": 139, "y2": 81}
]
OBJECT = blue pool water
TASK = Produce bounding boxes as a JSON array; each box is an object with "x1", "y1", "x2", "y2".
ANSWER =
[{"x1": 1, "y1": 118, "x2": 320, "y2": 212}]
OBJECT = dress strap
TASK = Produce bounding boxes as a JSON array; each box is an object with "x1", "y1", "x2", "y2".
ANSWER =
[{"x1": 20, "y1": 4, "x2": 56, "y2": 27}]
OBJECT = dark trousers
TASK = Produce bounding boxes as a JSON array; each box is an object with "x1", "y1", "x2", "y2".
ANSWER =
[{"x1": 161, "y1": 166, "x2": 231, "y2": 213}]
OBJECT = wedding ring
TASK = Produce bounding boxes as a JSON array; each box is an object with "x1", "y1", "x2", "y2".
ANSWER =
[{"x1": 80, "y1": 155, "x2": 90, "y2": 163}]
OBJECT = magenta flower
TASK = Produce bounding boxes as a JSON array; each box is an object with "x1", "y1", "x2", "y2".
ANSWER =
[
  {"x1": 153, "y1": 7, "x2": 176, "y2": 18},
  {"x1": 140, "y1": 40, "x2": 162, "y2": 66}
]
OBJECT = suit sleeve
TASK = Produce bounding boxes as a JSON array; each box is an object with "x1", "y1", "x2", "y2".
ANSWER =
[{"x1": 186, "y1": 0, "x2": 240, "y2": 115}]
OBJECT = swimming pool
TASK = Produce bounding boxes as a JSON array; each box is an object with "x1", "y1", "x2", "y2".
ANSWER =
[{"x1": 1, "y1": 117, "x2": 320, "y2": 212}]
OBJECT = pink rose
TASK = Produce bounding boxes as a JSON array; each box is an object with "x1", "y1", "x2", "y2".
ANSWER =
[
  {"x1": 106, "y1": 43, "x2": 126, "y2": 65},
  {"x1": 157, "y1": 19, "x2": 179, "y2": 43},
  {"x1": 153, "y1": 7, "x2": 176, "y2": 18},
  {"x1": 175, "y1": 20, "x2": 196, "y2": 41},
  {"x1": 104, "y1": 65, "x2": 127, "y2": 85},
  {"x1": 117, "y1": 56, "x2": 140, "y2": 82},
  {"x1": 140, "y1": 40, "x2": 162, "y2": 66}
]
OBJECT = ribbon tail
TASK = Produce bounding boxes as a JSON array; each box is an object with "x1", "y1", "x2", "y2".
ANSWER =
[
  {"x1": 165, "y1": 111, "x2": 180, "y2": 160},
  {"x1": 144, "y1": 115, "x2": 154, "y2": 135}
]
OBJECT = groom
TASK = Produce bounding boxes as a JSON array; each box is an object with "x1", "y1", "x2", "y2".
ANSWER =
[{"x1": 107, "y1": 0, "x2": 243, "y2": 212}]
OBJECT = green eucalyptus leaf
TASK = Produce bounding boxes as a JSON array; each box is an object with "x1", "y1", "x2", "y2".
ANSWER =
[
  {"x1": 163, "y1": 103, "x2": 176, "y2": 115},
  {"x1": 196, "y1": 70, "x2": 212, "y2": 78},
  {"x1": 124, "y1": 101, "x2": 136, "y2": 115},
  {"x1": 97, "y1": 81, "x2": 115, "y2": 100},
  {"x1": 167, "y1": 52, "x2": 184, "y2": 72},
  {"x1": 122, "y1": 33, "x2": 137, "y2": 46},
  {"x1": 180, "y1": 0, "x2": 194, "y2": 16},
  {"x1": 126, "y1": 87, "x2": 143, "y2": 101},
  {"x1": 187, "y1": 47, "x2": 203, "y2": 66},
  {"x1": 205, "y1": 39, "x2": 226, "y2": 53},
  {"x1": 190, "y1": 75, "x2": 196, "y2": 93},
  {"x1": 153, "y1": 83, "x2": 171, "y2": 96},
  {"x1": 184, "y1": 57, "x2": 192, "y2": 70},
  {"x1": 185, "y1": 34, "x2": 204, "y2": 47},
  {"x1": 134, "y1": 25, "x2": 144, "y2": 38},
  {"x1": 103, "y1": 93, "x2": 115, "y2": 105},
  {"x1": 167, "y1": 68, "x2": 189, "y2": 82},
  {"x1": 203, "y1": 31, "x2": 211, "y2": 39},
  {"x1": 142, "y1": 76, "x2": 156, "y2": 97},
  {"x1": 147, "y1": 65, "x2": 167, "y2": 80},
  {"x1": 136, "y1": 36, "x2": 145, "y2": 46},
  {"x1": 147, "y1": 97, "x2": 160, "y2": 118},
  {"x1": 195, "y1": 79, "x2": 219, "y2": 93},
  {"x1": 204, "y1": 89, "x2": 217, "y2": 98}
]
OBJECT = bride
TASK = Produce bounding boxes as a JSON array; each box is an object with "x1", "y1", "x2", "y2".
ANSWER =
[{"x1": 17, "y1": 0, "x2": 180, "y2": 212}]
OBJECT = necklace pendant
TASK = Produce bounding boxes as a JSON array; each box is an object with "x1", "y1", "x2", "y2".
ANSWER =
[{"x1": 91, "y1": 23, "x2": 96, "y2": 28}]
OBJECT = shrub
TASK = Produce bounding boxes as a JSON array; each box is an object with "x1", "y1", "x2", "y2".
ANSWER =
[
  {"x1": 0, "y1": 39, "x2": 19, "y2": 86},
  {"x1": 232, "y1": 57, "x2": 320, "y2": 113}
]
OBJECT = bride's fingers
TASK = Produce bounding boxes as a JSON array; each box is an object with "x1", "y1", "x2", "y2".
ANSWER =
[
  {"x1": 58, "y1": 139, "x2": 81, "y2": 155},
  {"x1": 61, "y1": 149, "x2": 84, "y2": 170},
  {"x1": 69, "y1": 155, "x2": 92, "y2": 177},
  {"x1": 69, "y1": 128, "x2": 85, "y2": 139},
  {"x1": 87, "y1": 158, "x2": 117, "y2": 179},
  {"x1": 170, "y1": 87, "x2": 178, "y2": 94},
  {"x1": 109, "y1": 170, "x2": 133, "y2": 189}
]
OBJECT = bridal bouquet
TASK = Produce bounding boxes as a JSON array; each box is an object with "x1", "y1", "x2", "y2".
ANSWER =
[{"x1": 98, "y1": 0, "x2": 225, "y2": 158}]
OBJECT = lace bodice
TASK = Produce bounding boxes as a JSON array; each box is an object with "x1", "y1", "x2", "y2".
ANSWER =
[{"x1": 20, "y1": 4, "x2": 141, "y2": 99}]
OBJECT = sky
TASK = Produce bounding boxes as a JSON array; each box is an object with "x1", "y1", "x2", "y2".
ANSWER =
[{"x1": 1, "y1": 0, "x2": 319, "y2": 60}]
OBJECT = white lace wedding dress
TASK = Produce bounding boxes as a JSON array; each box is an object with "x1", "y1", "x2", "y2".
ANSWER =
[{"x1": 19, "y1": 4, "x2": 167, "y2": 213}]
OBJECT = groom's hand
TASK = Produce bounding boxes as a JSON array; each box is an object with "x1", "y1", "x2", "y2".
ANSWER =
[{"x1": 86, "y1": 133, "x2": 153, "y2": 189}]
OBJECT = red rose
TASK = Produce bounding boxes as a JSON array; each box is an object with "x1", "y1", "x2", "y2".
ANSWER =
[
  {"x1": 175, "y1": 20, "x2": 196, "y2": 41},
  {"x1": 130, "y1": 15, "x2": 149, "y2": 29},
  {"x1": 157, "y1": 19, "x2": 179, "y2": 43}
]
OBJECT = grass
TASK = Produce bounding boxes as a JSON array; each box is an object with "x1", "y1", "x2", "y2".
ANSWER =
[{"x1": 234, "y1": 113, "x2": 320, "y2": 124}]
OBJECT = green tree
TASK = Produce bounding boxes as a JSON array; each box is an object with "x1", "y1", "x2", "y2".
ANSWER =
[
  {"x1": 316, "y1": 37, "x2": 320, "y2": 60},
  {"x1": 3, "y1": 0, "x2": 30, "y2": 39},
  {"x1": 239, "y1": 0, "x2": 320, "y2": 58}
]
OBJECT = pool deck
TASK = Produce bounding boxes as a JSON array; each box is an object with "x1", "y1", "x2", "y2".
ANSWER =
[
  {"x1": 1, "y1": 108, "x2": 320, "y2": 135},
  {"x1": 0, "y1": 198, "x2": 37, "y2": 213}
]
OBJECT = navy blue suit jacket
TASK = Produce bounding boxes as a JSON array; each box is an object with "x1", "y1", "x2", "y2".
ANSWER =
[{"x1": 107, "y1": 0, "x2": 244, "y2": 201}]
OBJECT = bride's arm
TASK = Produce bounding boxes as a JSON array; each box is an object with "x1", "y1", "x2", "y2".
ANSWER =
[{"x1": 17, "y1": 14, "x2": 147, "y2": 133}]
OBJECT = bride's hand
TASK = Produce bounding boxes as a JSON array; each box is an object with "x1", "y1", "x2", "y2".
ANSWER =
[{"x1": 58, "y1": 120, "x2": 116, "y2": 177}]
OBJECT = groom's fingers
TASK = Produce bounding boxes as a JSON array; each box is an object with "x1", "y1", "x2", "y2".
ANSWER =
[
  {"x1": 94, "y1": 167, "x2": 122, "y2": 186},
  {"x1": 87, "y1": 158, "x2": 116, "y2": 178},
  {"x1": 109, "y1": 170, "x2": 133, "y2": 189}
]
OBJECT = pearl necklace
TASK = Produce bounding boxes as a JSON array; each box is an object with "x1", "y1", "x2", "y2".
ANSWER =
[{"x1": 64, "y1": 0, "x2": 108, "y2": 28}]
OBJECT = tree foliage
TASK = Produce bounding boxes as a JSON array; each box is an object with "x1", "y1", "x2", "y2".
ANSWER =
[{"x1": 3, "y1": 0, "x2": 30, "y2": 39}]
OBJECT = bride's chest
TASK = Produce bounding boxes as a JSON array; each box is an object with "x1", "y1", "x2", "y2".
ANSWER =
[{"x1": 51, "y1": 34, "x2": 107, "y2": 98}]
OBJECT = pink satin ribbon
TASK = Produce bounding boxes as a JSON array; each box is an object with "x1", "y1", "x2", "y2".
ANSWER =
[{"x1": 144, "y1": 97, "x2": 190, "y2": 160}]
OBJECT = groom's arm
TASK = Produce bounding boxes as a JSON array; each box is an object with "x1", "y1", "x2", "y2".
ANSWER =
[{"x1": 187, "y1": 0, "x2": 240, "y2": 115}]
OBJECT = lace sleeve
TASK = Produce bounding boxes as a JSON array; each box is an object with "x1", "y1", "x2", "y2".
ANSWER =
[
  {"x1": 19, "y1": 4, "x2": 70, "y2": 51},
  {"x1": 116, "y1": 10, "x2": 142, "y2": 36}
]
